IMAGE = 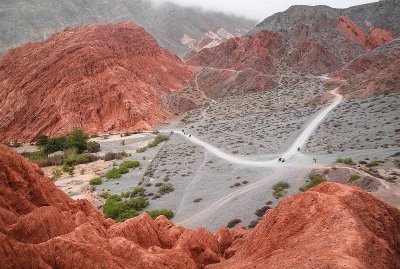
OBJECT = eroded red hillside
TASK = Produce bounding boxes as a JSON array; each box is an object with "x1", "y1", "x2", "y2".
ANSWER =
[
  {"x1": 1, "y1": 145, "x2": 399, "y2": 268},
  {"x1": 0, "y1": 22, "x2": 193, "y2": 142},
  {"x1": 331, "y1": 39, "x2": 400, "y2": 96}
]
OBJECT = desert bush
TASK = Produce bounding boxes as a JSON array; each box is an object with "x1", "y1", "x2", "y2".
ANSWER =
[
  {"x1": 272, "y1": 181, "x2": 290, "y2": 199},
  {"x1": 349, "y1": 174, "x2": 360, "y2": 182},
  {"x1": 76, "y1": 153, "x2": 92, "y2": 164},
  {"x1": 366, "y1": 159, "x2": 384, "y2": 167},
  {"x1": 8, "y1": 141, "x2": 22, "y2": 148},
  {"x1": 299, "y1": 174, "x2": 325, "y2": 192},
  {"x1": 105, "y1": 167, "x2": 122, "y2": 179},
  {"x1": 335, "y1": 157, "x2": 354, "y2": 165},
  {"x1": 62, "y1": 163, "x2": 75, "y2": 177},
  {"x1": 146, "y1": 209, "x2": 174, "y2": 220},
  {"x1": 136, "y1": 147, "x2": 147, "y2": 153},
  {"x1": 147, "y1": 135, "x2": 169, "y2": 148},
  {"x1": 64, "y1": 148, "x2": 78, "y2": 166},
  {"x1": 121, "y1": 160, "x2": 140, "y2": 169},
  {"x1": 158, "y1": 183, "x2": 174, "y2": 194},
  {"x1": 99, "y1": 191, "x2": 110, "y2": 199},
  {"x1": 89, "y1": 177, "x2": 103, "y2": 185},
  {"x1": 87, "y1": 141, "x2": 101, "y2": 153},
  {"x1": 51, "y1": 169, "x2": 63, "y2": 181},
  {"x1": 103, "y1": 195, "x2": 149, "y2": 222},
  {"x1": 44, "y1": 136, "x2": 68, "y2": 154}
]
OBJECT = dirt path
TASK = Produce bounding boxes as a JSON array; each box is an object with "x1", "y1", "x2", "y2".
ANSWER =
[{"x1": 163, "y1": 88, "x2": 343, "y2": 166}]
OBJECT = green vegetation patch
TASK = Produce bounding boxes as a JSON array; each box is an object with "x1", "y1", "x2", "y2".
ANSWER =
[
  {"x1": 272, "y1": 181, "x2": 291, "y2": 199},
  {"x1": 349, "y1": 174, "x2": 360, "y2": 182},
  {"x1": 335, "y1": 157, "x2": 354, "y2": 165},
  {"x1": 158, "y1": 183, "x2": 175, "y2": 195},
  {"x1": 299, "y1": 174, "x2": 326, "y2": 192},
  {"x1": 89, "y1": 177, "x2": 103, "y2": 185},
  {"x1": 147, "y1": 135, "x2": 169, "y2": 148}
]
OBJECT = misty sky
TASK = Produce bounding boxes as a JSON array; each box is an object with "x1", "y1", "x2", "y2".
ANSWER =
[{"x1": 152, "y1": 0, "x2": 378, "y2": 20}]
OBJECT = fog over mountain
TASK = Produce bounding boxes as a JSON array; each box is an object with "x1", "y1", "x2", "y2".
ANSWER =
[{"x1": 152, "y1": 0, "x2": 379, "y2": 20}]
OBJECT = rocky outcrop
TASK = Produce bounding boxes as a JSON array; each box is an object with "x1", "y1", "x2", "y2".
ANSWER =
[
  {"x1": 330, "y1": 39, "x2": 400, "y2": 96},
  {"x1": 0, "y1": 22, "x2": 193, "y2": 142},
  {"x1": 1, "y1": 144, "x2": 399, "y2": 268}
]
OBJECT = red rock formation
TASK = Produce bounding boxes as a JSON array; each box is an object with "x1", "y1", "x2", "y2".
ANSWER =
[
  {"x1": 338, "y1": 16, "x2": 395, "y2": 51},
  {"x1": 0, "y1": 22, "x2": 193, "y2": 142},
  {"x1": 330, "y1": 39, "x2": 400, "y2": 96},
  {"x1": 186, "y1": 31, "x2": 287, "y2": 74},
  {"x1": 1, "y1": 144, "x2": 399, "y2": 268}
]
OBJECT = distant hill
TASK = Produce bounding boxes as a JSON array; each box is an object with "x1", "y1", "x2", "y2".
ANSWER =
[{"x1": 0, "y1": 0, "x2": 256, "y2": 57}]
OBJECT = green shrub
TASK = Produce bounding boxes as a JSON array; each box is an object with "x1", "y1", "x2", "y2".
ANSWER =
[
  {"x1": 62, "y1": 163, "x2": 75, "y2": 177},
  {"x1": 36, "y1": 135, "x2": 49, "y2": 146},
  {"x1": 51, "y1": 169, "x2": 63, "y2": 181},
  {"x1": 105, "y1": 167, "x2": 122, "y2": 179},
  {"x1": 147, "y1": 135, "x2": 169, "y2": 148},
  {"x1": 76, "y1": 153, "x2": 92, "y2": 164},
  {"x1": 272, "y1": 181, "x2": 290, "y2": 199},
  {"x1": 118, "y1": 165, "x2": 129, "y2": 174},
  {"x1": 64, "y1": 148, "x2": 78, "y2": 166},
  {"x1": 44, "y1": 136, "x2": 68, "y2": 154},
  {"x1": 300, "y1": 175, "x2": 326, "y2": 192},
  {"x1": 136, "y1": 147, "x2": 147, "y2": 153},
  {"x1": 366, "y1": 159, "x2": 384, "y2": 167},
  {"x1": 349, "y1": 174, "x2": 360, "y2": 182},
  {"x1": 67, "y1": 129, "x2": 89, "y2": 153},
  {"x1": 99, "y1": 191, "x2": 110, "y2": 199},
  {"x1": 89, "y1": 177, "x2": 103, "y2": 185},
  {"x1": 146, "y1": 209, "x2": 174, "y2": 220},
  {"x1": 103, "y1": 195, "x2": 149, "y2": 222},
  {"x1": 87, "y1": 141, "x2": 101, "y2": 153},
  {"x1": 335, "y1": 157, "x2": 354, "y2": 165},
  {"x1": 158, "y1": 183, "x2": 174, "y2": 194},
  {"x1": 121, "y1": 160, "x2": 141, "y2": 169}
]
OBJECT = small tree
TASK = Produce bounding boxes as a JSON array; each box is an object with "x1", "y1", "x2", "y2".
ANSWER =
[{"x1": 67, "y1": 129, "x2": 89, "y2": 153}]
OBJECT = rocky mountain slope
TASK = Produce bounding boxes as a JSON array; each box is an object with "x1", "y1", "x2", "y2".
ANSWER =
[
  {"x1": 0, "y1": 0, "x2": 255, "y2": 57},
  {"x1": 0, "y1": 22, "x2": 192, "y2": 142},
  {"x1": 1, "y1": 144, "x2": 399, "y2": 268},
  {"x1": 186, "y1": 0, "x2": 398, "y2": 98},
  {"x1": 331, "y1": 38, "x2": 400, "y2": 96}
]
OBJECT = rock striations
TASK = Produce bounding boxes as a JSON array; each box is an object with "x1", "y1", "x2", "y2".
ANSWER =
[
  {"x1": 1, "y1": 144, "x2": 399, "y2": 268},
  {"x1": 331, "y1": 38, "x2": 400, "y2": 96},
  {"x1": 0, "y1": 22, "x2": 192, "y2": 142}
]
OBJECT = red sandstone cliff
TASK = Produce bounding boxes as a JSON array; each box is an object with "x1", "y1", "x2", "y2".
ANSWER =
[
  {"x1": 0, "y1": 22, "x2": 193, "y2": 142},
  {"x1": 1, "y1": 144, "x2": 399, "y2": 268}
]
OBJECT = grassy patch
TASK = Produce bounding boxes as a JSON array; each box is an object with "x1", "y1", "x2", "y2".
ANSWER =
[
  {"x1": 366, "y1": 159, "x2": 384, "y2": 167},
  {"x1": 158, "y1": 183, "x2": 174, "y2": 195},
  {"x1": 335, "y1": 157, "x2": 354, "y2": 165},
  {"x1": 89, "y1": 177, "x2": 103, "y2": 185},
  {"x1": 272, "y1": 181, "x2": 290, "y2": 199},
  {"x1": 146, "y1": 209, "x2": 174, "y2": 220},
  {"x1": 147, "y1": 135, "x2": 169, "y2": 148},
  {"x1": 136, "y1": 147, "x2": 147, "y2": 153},
  {"x1": 299, "y1": 174, "x2": 326, "y2": 192},
  {"x1": 349, "y1": 174, "x2": 360, "y2": 182}
]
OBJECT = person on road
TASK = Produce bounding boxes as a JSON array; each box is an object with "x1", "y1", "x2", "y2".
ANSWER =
[
  {"x1": 278, "y1": 158, "x2": 282, "y2": 162},
  {"x1": 282, "y1": 158, "x2": 285, "y2": 163},
  {"x1": 189, "y1": 134, "x2": 192, "y2": 138},
  {"x1": 313, "y1": 158, "x2": 317, "y2": 163},
  {"x1": 297, "y1": 147, "x2": 301, "y2": 151}
]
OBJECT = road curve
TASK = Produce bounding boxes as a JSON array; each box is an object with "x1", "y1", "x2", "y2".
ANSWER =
[{"x1": 162, "y1": 88, "x2": 343, "y2": 166}]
